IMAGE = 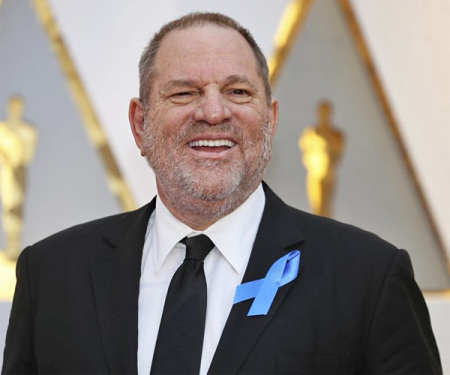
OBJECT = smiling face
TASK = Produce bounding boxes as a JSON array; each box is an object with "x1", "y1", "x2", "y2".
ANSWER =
[{"x1": 129, "y1": 25, "x2": 278, "y2": 228}]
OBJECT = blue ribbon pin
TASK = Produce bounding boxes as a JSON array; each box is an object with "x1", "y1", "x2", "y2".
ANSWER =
[{"x1": 233, "y1": 250, "x2": 301, "y2": 316}]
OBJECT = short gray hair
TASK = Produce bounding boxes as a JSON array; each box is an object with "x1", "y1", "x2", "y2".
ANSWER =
[{"x1": 138, "y1": 12, "x2": 271, "y2": 105}]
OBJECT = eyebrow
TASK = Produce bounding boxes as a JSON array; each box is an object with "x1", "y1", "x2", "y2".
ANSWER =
[
  {"x1": 225, "y1": 75, "x2": 259, "y2": 92},
  {"x1": 161, "y1": 80, "x2": 198, "y2": 94},
  {"x1": 161, "y1": 75, "x2": 259, "y2": 94}
]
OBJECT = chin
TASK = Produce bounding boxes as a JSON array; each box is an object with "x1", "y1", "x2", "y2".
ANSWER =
[{"x1": 187, "y1": 178, "x2": 241, "y2": 202}]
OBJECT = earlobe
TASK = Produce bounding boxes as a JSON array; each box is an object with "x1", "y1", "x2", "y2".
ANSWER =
[{"x1": 129, "y1": 98, "x2": 146, "y2": 156}]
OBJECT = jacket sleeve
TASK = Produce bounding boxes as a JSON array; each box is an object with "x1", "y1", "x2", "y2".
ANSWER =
[
  {"x1": 363, "y1": 249, "x2": 442, "y2": 374},
  {"x1": 2, "y1": 247, "x2": 38, "y2": 374}
]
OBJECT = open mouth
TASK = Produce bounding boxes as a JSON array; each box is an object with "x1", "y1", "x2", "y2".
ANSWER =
[{"x1": 188, "y1": 139, "x2": 236, "y2": 152}]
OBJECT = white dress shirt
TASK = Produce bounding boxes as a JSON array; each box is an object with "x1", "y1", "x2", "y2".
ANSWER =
[{"x1": 138, "y1": 184, "x2": 266, "y2": 375}]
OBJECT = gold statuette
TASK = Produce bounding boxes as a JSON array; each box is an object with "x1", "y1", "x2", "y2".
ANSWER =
[
  {"x1": 299, "y1": 101, "x2": 345, "y2": 217},
  {"x1": 0, "y1": 96, "x2": 38, "y2": 260}
]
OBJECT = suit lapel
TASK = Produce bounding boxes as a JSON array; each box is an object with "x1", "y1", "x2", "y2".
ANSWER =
[
  {"x1": 90, "y1": 199, "x2": 155, "y2": 374},
  {"x1": 88, "y1": 186, "x2": 304, "y2": 374},
  {"x1": 209, "y1": 184, "x2": 305, "y2": 374}
]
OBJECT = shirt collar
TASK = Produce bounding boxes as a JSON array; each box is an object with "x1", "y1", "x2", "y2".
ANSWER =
[{"x1": 152, "y1": 184, "x2": 265, "y2": 274}]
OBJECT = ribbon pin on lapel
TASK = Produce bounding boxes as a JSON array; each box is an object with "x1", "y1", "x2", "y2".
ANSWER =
[{"x1": 233, "y1": 250, "x2": 300, "y2": 316}]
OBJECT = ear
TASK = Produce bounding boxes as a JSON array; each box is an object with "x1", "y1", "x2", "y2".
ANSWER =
[
  {"x1": 269, "y1": 97, "x2": 279, "y2": 138},
  {"x1": 129, "y1": 98, "x2": 146, "y2": 156}
]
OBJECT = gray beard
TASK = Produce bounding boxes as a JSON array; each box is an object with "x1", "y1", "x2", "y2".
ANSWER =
[{"x1": 142, "y1": 119, "x2": 272, "y2": 223}]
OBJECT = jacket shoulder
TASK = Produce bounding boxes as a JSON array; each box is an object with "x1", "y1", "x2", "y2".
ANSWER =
[
  {"x1": 25, "y1": 202, "x2": 153, "y2": 261},
  {"x1": 263, "y1": 182, "x2": 399, "y2": 257},
  {"x1": 291, "y1": 205, "x2": 400, "y2": 264}
]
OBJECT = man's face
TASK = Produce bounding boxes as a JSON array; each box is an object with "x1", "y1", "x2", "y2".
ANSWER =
[{"x1": 131, "y1": 25, "x2": 278, "y2": 210}]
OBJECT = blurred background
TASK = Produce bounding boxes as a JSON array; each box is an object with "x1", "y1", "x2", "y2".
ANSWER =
[{"x1": 0, "y1": 0, "x2": 449, "y2": 371}]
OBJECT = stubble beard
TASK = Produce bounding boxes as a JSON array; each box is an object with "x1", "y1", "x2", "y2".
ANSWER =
[{"x1": 142, "y1": 117, "x2": 272, "y2": 223}]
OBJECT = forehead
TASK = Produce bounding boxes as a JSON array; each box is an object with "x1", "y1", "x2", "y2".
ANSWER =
[{"x1": 153, "y1": 25, "x2": 261, "y2": 85}]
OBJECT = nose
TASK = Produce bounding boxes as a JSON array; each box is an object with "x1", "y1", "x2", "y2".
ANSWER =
[{"x1": 193, "y1": 91, "x2": 231, "y2": 125}]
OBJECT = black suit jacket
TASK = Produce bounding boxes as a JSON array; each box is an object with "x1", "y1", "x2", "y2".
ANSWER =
[{"x1": 2, "y1": 184, "x2": 442, "y2": 374}]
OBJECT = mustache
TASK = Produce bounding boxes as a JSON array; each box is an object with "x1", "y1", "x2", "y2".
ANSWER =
[
  {"x1": 143, "y1": 118, "x2": 245, "y2": 143},
  {"x1": 179, "y1": 122, "x2": 243, "y2": 141}
]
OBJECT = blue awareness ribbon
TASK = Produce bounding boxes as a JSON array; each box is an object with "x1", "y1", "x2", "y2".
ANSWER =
[{"x1": 233, "y1": 250, "x2": 301, "y2": 316}]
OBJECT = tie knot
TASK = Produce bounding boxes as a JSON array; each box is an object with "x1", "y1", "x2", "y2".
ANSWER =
[{"x1": 181, "y1": 234, "x2": 214, "y2": 261}]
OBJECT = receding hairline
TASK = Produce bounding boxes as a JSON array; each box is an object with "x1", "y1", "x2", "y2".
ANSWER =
[
  {"x1": 150, "y1": 24, "x2": 262, "y2": 83},
  {"x1": 138, "y1": 12, "x2": 272, "y2": 106}
]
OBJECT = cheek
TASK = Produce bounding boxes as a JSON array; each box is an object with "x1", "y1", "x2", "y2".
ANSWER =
[
  {"x1": 238, "y1": 112, "x2": 268, "y2": 141},
  {"x1": 147, "y1": 111, "x2": 181, "y2": 138},
  {"x1": 158, "y1": 107, "x2": 193, "y2": 136}
]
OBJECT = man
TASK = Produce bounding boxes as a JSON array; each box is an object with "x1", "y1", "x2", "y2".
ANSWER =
[{"x1": 2, "y1": 12, "x2": 441, "y2": 375}]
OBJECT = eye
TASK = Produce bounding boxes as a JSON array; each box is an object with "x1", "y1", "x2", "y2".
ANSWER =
[
  {"x1": 231, "y1": 89, "x2": 249, "y2": 96},
  {"x1": 169, "y1": 91, "x2": 196, "y2": 104},
  {"x1": 228, "y1": 88, "x2": 252, "y2": 103}
]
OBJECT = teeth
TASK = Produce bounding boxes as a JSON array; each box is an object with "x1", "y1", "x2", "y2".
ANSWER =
[{"x1": 189, "y1": 139, "x2": 235, "y2": 148}]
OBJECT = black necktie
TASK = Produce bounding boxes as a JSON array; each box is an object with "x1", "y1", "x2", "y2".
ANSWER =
[{"x1": 150, "y1": 234, "x2": 215, "y2": 375}]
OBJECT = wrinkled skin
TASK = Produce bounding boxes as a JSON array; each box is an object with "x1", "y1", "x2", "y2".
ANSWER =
[{"x1": 129, "y1": 25, "x2": 278, "y2": 229}]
